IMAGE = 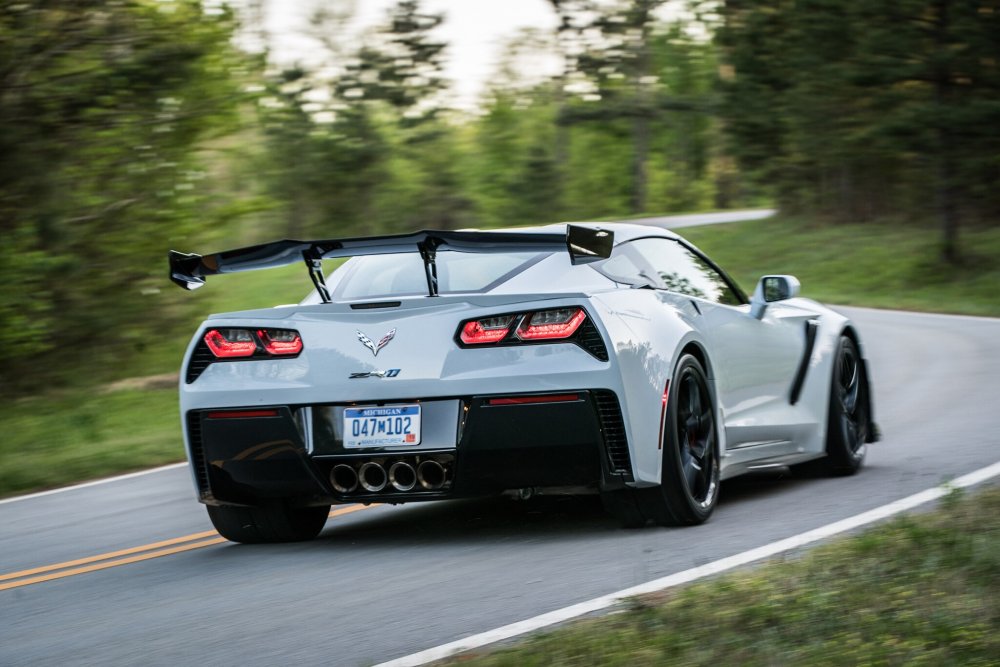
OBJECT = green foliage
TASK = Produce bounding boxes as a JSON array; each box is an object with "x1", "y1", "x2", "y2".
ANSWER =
[
  {"x1": 681, "y1": 216, "x2": 1000, "y2": 316},
  {"x1": 444, "y1": 486, "x2": 1000, "y2": 666},
  {"x1": 0, "y1": 0, "x2": 247, "y2": 392},
  {"x1": 0, "y1": 386, "x2": 183, "y2": 496},
  {"x1": 335, "y1": 0, "x2": 448, "y2": 118},
  {"x1": 715, "y1": 0, "x2": 1000, "y2": 258},
  {"x1": 256, "y1": 0, "x2": 473, "y2": 237}
]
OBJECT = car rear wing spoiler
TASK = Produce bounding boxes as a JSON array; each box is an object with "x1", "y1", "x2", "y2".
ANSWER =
[{"x1": 169, "y1": 225, "x2": 613, "y2": 301}]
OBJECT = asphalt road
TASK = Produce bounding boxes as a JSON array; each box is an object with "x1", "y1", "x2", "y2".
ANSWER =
[{"x1": 3, "y1": 306, "x2": 999, "y2": 662}]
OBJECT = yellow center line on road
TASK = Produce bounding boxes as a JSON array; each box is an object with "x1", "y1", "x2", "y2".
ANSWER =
[
  {"x1": 0, "y1": 530, "x2": 220, "y2": 582},
  {"x1": 0, "y1": 537, "x2": 228, "y2": 591},
  {"x1": 0, "y1": 504, "x2": 374, "y2": 592}
]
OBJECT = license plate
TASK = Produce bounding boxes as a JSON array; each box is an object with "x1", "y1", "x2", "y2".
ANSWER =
[{"x1": 343, "y1": 405, "x2": 421, "y2": 448}]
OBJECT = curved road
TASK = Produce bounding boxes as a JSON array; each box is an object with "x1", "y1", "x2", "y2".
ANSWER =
[{"x1": 2, "y1": 255, "x2": 999, "y2": 665}]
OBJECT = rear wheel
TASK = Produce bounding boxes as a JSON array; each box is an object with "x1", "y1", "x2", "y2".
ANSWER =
[
  {"x1": 624, "y1": 354, "x2": 720, "y2": 527},
  {"x1": 207, "y1": 503, "x2": 330, "y2": 544},
  {"x1": 819, "y1": 336, "x2": 869, "y2": 475}
]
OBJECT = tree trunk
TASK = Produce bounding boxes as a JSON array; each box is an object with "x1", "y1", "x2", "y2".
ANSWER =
[
  {"x1": 631, "y1": 114, "x2": 649, "y2": 214},
  {"x1": 934, "y1": 0, "x2": 960, "y2": 264}
]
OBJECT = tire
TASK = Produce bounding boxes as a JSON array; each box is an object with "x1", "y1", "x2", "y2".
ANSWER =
[
  {"x1": 207, "y1": 503, "x2": 330, "y2": 544},
  {"x1": 820, "y1": 335, "x2": 869, "y2": 475},
  {"x1": 637, "y1": 354, "x2": 721, "y2": 526}
]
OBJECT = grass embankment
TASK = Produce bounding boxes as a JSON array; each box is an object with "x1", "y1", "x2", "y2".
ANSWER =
[
  {"x1": 2, "y1": 215, "x2": 998, "y2": 497},
  {"x1": 445, "y1": 486, "x2": 1000, "y2": 666},
  {"x1": 0, "y1": 264, "x2": 312, "y2": 498},
  {"x1": 681, "y1": 216, "x2": 1000, "y2": 317}
]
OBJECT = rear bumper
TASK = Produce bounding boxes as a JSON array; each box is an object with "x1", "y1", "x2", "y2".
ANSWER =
[{"x1": 186, "y1": 390, "x2": 633, "y2": 507}]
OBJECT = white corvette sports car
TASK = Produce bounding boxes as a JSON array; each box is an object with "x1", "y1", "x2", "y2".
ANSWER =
[{"x1": 170, "y1": 223, "x2": 878, "y2": 543}]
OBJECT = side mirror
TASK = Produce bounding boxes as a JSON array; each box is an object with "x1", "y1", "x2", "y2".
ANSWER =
[{"x1": 750, "y1": 275, "x2": 800, "y2": 319}]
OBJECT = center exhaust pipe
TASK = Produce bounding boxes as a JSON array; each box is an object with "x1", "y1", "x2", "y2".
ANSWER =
[
  {"x1": 416, "y1": 460, "x2": 447, "y2": 490},
  {"x1": 330, "y1": 464, "x2": 358, "y2": 494},
  {"x1": 358, "y1": 462, "x2": 388, "y2": 493},
  {"x1": 388, "y1": 461, "x2": 417, "y2": 492}
]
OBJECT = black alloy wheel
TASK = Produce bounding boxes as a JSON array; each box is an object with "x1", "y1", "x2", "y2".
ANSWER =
[
  {"x1": 675, "y1": 366, "x2": 718, "y2": 508},
  {"x1": 822, "y1": 336, "x2": 869, "y2": 474},
  {"x1": 637, "y1": 354, "x2": 720, "y2": 526}
]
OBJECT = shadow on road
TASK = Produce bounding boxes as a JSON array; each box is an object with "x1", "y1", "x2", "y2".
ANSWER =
[
  {"x1": 320, "y1": 494, "x2": 614, "y2": 546},
  {"x1": 309, "y1": 470, "x2": 818, "y2": 547}
]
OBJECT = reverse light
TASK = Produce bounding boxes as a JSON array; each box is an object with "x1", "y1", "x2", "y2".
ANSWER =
[
  {"x1": 516, "y1": 307, "x2": 586, "y2": 340},
  {"x1": 460, "y1": 315, "x2": 515, "y2": 345},
  {"x1": 257, "y1": 329, "x2": 303, "y2": 356},
  {"x1": 204, "y1": 329, "x2": 256, "y2": 358}
]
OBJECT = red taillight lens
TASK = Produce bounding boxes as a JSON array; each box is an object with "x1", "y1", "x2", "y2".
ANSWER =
[
  {"x1": 516, "y1": 307, "x2": 586, "y2": 340},
  {"x1": 257, "y1": 329, "x2": 303, "y2": 356},
  {"x1": 460, "y1": 315, "x2": 515, "y2": 345},
  {"x1": 204, "y1": 329, "x2": 256, "y2": 358}
]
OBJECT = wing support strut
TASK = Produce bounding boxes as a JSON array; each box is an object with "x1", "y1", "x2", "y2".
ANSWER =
[
  {"x1": 303, "y1": 250, "x2": 331, "y2": 303},
  {"x1": 418, "y1": 239, "x2": 441, "y2": 297}
]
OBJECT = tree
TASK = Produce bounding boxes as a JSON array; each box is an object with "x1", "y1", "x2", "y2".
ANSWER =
[
  {"x1": 0, "y1": 0, "x2": 245, "y2": 390},
  {"x1": 715, "y1": 0, "x2": 1000, "y2": 261},
  {"x1": 556, "y1": 0, "x2": 718, "y2": 214}
]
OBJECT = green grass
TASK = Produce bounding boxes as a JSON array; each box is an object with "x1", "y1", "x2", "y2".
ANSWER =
[
  {"x1": 680, "y1": 216, "x2": 1000, "y2": 317},
  {"x1": 0, "y1": 388, "x2": 182, "y2": 496},
  {"x1": 2, "y1": 215, "x2": 998, "y2": 497},
  {"x1": 443, "y1": 486, "x2": 1000, "y2": 666}
]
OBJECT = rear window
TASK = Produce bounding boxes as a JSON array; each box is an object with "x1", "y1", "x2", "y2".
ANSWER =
[{"x1": 331, "y1": 250, "x2": 545, "y2": 299}]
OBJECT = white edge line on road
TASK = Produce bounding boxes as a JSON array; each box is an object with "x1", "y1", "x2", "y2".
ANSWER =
[
  {"x1": 0, "y1": 462, "x2": 187, "y2": 505},
  {"x1": 374, "y1": 460, "x2": 1000, "y2": 667}
]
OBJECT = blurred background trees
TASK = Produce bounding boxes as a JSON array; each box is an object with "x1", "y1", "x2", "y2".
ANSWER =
[
  {"x1": 714, "y1": 0, "x2": 1000, "y2": 260},
  {"x1": 0, "y1": 0, "x2": 245, "y2": 389},
  {"x1": 1, "y1": 0, "x2": 998, "y2": 392}
]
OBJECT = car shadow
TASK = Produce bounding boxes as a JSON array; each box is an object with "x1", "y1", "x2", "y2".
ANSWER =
[
  {"x1": 202, "y1": 470, "x2": 843, "y2": 554},
  {"x1": 317, "y1": 494, "x2": 616, "y2": 546},
  {"x1": 718, "y1": 468, "x2": 815, "y2": 506}
]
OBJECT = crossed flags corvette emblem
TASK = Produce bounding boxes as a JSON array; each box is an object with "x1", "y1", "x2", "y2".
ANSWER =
[{"x1": 357, "y1": 328, "x2": 396, "y2": 357}]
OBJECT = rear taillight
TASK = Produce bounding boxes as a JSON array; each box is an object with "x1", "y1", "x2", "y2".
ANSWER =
[
  {"x1": 516, "y1": 307, "x2": 586, "y2": 340},
  {"x1": 204, "y1": 329, "x2": 256, "y2": 358},
  {"x1": 457, "y1": 307, "x2": 598, "y2": 353},
  {"x1": 460, "y1": 315, "x2": 515, "y2": 345},
  {"x1": 257, "y1": 329, "x2": 303, "y2": 355},
  {"x1": 202, "y1": 328, "x2": 303, "y2": 358}
]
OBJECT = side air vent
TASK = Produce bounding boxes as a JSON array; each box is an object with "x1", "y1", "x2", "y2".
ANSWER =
[
  {"x1": 185, "y1": 411, "x2": 210, "y2": 497},
  {"x1": 593, "y1": 390, "x2": 632, "y2": 477},
  {"x1": 576, "y1": 318, "x2": 609, "y2": 361},
  {"x1": 185, "y1": 339, "x2": 215, "y2": 383}
]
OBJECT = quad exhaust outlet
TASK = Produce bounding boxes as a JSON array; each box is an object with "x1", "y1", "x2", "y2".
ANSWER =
[
  {"x1": 358, "y1": 462, "x2": 388, "y2": 493},
  {"x1": 329, "y1": 456, "x2": 453, "y2": 496},
  {"x1": 388, "y1": 461, "x2": 417, "y2": 492},
  {"x1": 330, "y1": 464, "x2": 358, "y2": 494},
  {"x1": 416, "y1": 460, "x2": 447, "y2": 490}
]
